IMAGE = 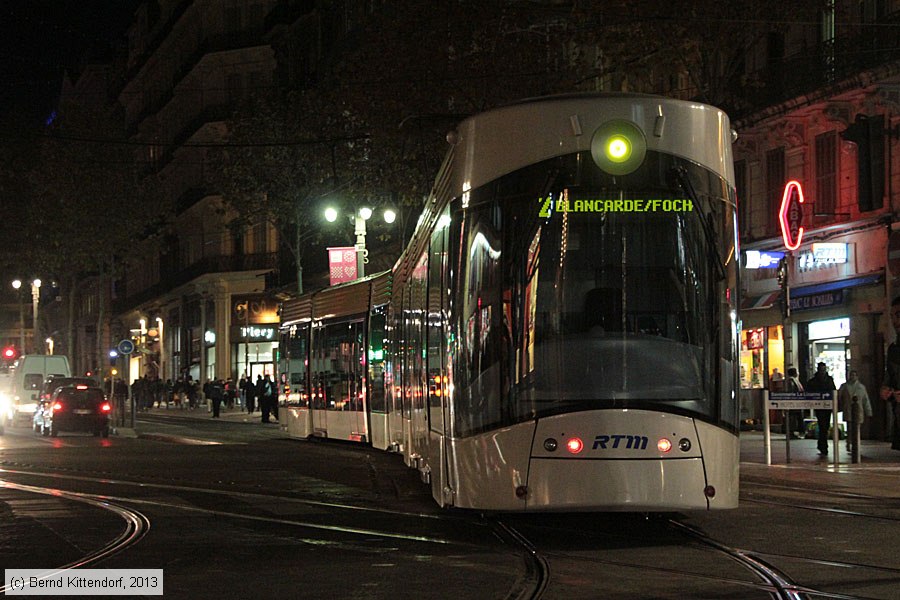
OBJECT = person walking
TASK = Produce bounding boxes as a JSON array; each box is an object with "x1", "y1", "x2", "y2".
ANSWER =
[
  {"x1": 255, "y1": 374, "x2": 264, "y2": 415},
  {"x1": 785, "y1": 366, "x2": 805, "y2": 438},
  {"x1": 839, "y1": 370, "x2": 872, "y2": 451},
  {"x1": 209, "y1": 379, "x2": 225, "y2": 418},
  {"x1": 260, "y1": 374, "x2": 276, "y2": 423},
  {"x1": 806, "y1": 362, "x2": 837, "y2": 456},
  {"x1": 880, "y1": 295, "x2": 900, "y2": 450},
  {"x1": 242, "y1": 375, "x2": 256, "y2": 414}
]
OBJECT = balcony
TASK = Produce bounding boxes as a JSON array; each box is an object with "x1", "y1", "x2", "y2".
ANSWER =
[
  {"x1": 741, "y1": 14, "x2": 900, "y2": 118},
  {"x1": 114, "y1": 252, "x2": 278, "y2": 313}
]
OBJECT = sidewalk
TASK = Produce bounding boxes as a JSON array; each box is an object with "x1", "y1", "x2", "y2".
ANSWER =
[
  {"x1": 141, "y1": 403, "x2": 281, "y2": 425},
  {"x1": 739, "y1": 430, "x2": 900, "y2": 498}
]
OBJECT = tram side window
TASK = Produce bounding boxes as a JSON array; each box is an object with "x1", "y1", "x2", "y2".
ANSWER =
[
  {"x1": 320, "y1": 321, "x2": 364, "y2": 411},
  {"x1": 283, "y1": 325, "x2": 309, "y2": 406},
  {"x1": 453, "y1": 196, "x2": 505, "y2": 437}
]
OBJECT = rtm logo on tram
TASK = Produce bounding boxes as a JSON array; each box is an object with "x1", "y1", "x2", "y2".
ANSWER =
[{"x1": 592, "y1": 435, "x2": 649, "y2": 450}]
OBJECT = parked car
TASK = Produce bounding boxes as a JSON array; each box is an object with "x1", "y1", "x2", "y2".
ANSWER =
[{"x1": 34, "y1": 384, "x2": 111, "y2": 438}]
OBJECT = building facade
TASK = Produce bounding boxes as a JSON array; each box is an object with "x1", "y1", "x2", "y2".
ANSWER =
[{"x1": 734, "y1": 2, "x2": 900, "y2": 439}]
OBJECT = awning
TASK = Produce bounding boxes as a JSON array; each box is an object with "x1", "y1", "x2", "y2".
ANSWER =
[
  {"x1": 740, "y1": 272, "x2": 883, "y2": 311},
  {"x1": 790, "y1": 273, "x2": 883, "y2": 297},
  {"x1": 742, "y1": 290, "x2": 781, "y2": 310}
]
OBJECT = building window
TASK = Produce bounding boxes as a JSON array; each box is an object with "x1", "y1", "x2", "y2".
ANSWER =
[
  {"x1": 252, "y1": 219, "x2": 268, "y2": 254},
  {"x1": 815, "y1": 131, "x2": 837, "y2": 217},
  {"x1": 766, "y1": 147, "x2": 785, "y2": 235}
]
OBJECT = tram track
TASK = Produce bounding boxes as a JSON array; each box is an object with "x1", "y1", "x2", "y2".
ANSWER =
[
  {"x1": 0, "y1": 478, "x2": 150, "y2": 595},
  {"x1": 1, "y1": 466, "x2": 531, "y2": 599},
  {"x1": 491, "y1": 515, "x2": 800, "y2": 599}
]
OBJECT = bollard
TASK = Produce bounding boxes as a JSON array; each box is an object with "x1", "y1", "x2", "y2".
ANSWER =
[{"x1": 851, "y1": 396, "x2": 862, "y2": 464}]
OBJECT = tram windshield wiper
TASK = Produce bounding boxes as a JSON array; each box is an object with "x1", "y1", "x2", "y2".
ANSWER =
[{"x1": 670, "y1": 165, "x2": 727, "y2": 282}]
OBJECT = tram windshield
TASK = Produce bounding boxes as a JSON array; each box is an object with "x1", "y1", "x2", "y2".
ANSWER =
[{"x1": 453, "y1": 150, "x2": 738, "y2": 436}]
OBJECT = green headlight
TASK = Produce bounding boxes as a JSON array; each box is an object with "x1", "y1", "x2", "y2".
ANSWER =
[
  {"x1": 591, "y1": 120, "x2": 647, "y2": 175},
  {"x1": 606, "y1": 135, "x2": 632, "y2": 162}
]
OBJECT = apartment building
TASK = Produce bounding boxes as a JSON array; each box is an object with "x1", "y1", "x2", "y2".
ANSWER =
[{"x1": 734, "y1": 1, "x2": 900, "y2": 438}]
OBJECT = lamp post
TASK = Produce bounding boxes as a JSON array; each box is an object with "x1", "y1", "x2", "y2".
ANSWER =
[
  {"x1": 324, "y1": 206, "x2": 397, "y2": 279},
  {"x1": 156, "y1": 317, "x2": 165, "y2": 382},
  {"x1": 31, "y1": 279, "x2": 41, "y2": 354},
  {"x1": 11, "y1": 280, "x2": 25, "y2": 352},
  {"x1": 11, "y1": 278, "x2": 41, "y2": 354}
]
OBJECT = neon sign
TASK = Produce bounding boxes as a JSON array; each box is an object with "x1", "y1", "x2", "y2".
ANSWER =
[{"x1": 779, "y1": 180, "x2": 805, "y2": 251}]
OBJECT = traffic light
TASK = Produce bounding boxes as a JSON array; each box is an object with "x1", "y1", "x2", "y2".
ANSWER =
[
  {"x1": 841, "y1": 115, "x2": 884, "y2": 212},
  {"x1": 2, "y1": 345, "x2": 18, "y2": 361}
]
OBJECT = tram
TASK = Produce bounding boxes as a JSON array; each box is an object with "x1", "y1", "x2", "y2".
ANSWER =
[{"x1": 279, "y1": 93, "x2": 741, "y2": 511}]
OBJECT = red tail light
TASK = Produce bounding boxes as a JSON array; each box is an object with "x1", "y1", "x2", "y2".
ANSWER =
[
  {"x1": 52, "y1": 402, "x2": 63, "y2": 411},
  {"x1": 101, "y1": 402, "x2": 112, "y2": 412},
  {"x1": 566, "y1": 437, "x2": 584, "y2": 454}
]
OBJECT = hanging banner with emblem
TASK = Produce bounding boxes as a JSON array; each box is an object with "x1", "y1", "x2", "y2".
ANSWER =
[{"x1": 328, "y1": 246, "x2": 357, "y2": 285}]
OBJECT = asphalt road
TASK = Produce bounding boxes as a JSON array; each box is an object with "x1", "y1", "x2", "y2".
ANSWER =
[{"x1": 1, "y1": 413, "x2": 898, "y2": 599}]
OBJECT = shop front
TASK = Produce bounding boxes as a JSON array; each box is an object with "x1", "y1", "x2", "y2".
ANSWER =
[
  {"x1": 741, "y1": 227, "x2": 886, "y2": 431},
  {"x1": 230, "y1": 295, "x2": 280, "y2": 381}
]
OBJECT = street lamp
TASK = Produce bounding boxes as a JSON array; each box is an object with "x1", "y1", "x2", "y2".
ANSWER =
[
  {"x1": 156, "y1": 317, "x2": 165, "y2": 382},
  {"x1": 11, "y1": 278, "x2": 41, "y2": 354},
  {"x1": 324, "y1": 206, "x2": 397, "y2": 279},
  {"x1": 11, "y1": 280, "x2": 24, "y2": 352},
  {"x1": 31, "y1": 279, "x2": 41, "y2": 354}
]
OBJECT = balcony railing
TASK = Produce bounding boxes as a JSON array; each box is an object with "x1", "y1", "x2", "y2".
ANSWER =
[
  {"x1": 114, "y1": 252, "x2": 278, "y2": 313},
  {"x1": 741, "y1": 14, "x2": 900, "y2": 117}
]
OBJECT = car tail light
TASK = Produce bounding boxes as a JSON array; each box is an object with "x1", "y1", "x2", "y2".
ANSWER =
[
  {"x1": 75, "y1": 385, "x2": 89, "y2": 390},
  {"x1": 52, "y1": 402, "x2": 63, "y2": 411},
  {"x1": 100, "y1": 402, "x2": 112, "y2": 412}
]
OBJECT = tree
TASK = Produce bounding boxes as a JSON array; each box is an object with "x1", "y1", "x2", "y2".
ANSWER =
[
  {"x1": 217, "y1": 0, "x2": 826, "y2": 294},
  {"x1": 20, "y1": 96, "x2": 169, "y2": 369}
]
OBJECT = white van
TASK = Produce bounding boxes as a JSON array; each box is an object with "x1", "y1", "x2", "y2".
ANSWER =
[{"x1": 1, "y1": 355, "x2": 71, "y2": 429}]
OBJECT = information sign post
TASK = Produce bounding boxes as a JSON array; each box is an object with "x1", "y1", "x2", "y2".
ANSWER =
[{"x1": 764, "y1": 390, "x2": 839, "y2": 467}]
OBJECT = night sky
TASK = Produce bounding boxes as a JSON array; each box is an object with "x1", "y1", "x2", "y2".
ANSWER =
[{"x1": 0, "y1": 1, "x2": 140, "y2": 126}]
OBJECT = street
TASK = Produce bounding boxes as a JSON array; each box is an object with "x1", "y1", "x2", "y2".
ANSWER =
[{"x1": 1, "y1": 411, "x2": 899, "y2": 599}]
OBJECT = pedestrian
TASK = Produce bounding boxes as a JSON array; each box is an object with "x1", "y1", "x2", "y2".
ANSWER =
[
  {"x1": 785, "y1": 366, "x2": 805, "y2": 438},
  {"x1": 209, "y1": 379, "x2": 225, "y2": 418},
  {"x1": 880, "y1": 295, "x2": 900, "y2": 450},
  {"x1": 839, "y1": 370, "x2": 872, "y2": 451},
  {"x1": 255, "y1": 374, "x2": 264, "y2": 415},
  {"x1": 222, "y1": 378, "x2": 231, "y2": 410},
  {"x1": 260, "y1": 373, "x2": 275, "y2": 423},
  {"x1": 770, "y1": 367, "x2": 784, "y2": 392},
  {"x1": 806, "y1": 362, "x2": 836, "y2": 456},
  {"x1": 242, "y1": 375, "x2": 255, "y2": 414}
]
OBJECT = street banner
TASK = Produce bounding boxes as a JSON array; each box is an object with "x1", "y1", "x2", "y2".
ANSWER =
[{"x1": 328, "y1": 246, "x2": 357, "y2": 285}]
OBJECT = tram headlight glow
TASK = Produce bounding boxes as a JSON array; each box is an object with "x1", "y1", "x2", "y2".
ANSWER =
[
  {"x1": 590, "y1": 119, "x2": 647, "y2": 176},
  {"x1": 606, "y1": 135, "x2": 631, "y2": 162},
  {"x1": 565, "y1": 437, "x2": 584, "y2": 454},
  {"x1": 657, "y1": 438, "x2": 673, "y2": 453}
]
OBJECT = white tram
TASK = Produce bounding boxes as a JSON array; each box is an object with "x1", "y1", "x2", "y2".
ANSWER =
[{"x1": 279, "y1": 93, "x2": 741, "y2": 511}]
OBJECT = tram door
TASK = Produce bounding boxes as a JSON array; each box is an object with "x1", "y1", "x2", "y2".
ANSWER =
[
  {"x1": 401, "y1": 254, "x2": 429, "y2": 467},
  {"x1": 426, "y1": 219, "x2": 452, "y2": 502},
  {"x1": 309, "y1": 324, "x2": 328, "y2": 435},
  {"x1": 386, "y1": 303, "x2": 405, "y2": 449}
]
